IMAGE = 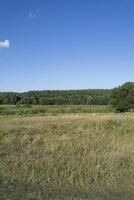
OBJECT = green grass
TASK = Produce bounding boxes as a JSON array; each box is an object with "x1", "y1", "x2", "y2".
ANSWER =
[
  {"x1": 0, "y1": 113, "x2": 134, "y2": 199},
  {"x1": 0, "y1": 104, "x2": 113, "y2": 115}
]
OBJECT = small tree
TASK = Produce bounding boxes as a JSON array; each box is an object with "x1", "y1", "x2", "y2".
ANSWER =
[{"x1": 111, "y1": 82, "x2": 134, "y2": 112}]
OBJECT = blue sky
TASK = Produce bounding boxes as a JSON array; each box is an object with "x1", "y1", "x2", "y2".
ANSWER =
[{"x1": 0, "y1": 0, "x2": 134, "y2": 91}]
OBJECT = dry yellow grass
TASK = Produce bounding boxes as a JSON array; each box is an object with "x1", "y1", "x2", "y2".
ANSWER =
[{"x1": 0, "y1": 113, "x2": 134, "y2": 199}]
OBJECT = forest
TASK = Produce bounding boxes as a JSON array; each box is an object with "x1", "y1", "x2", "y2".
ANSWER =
[{"x1": 0, "y1": 89, "x2": 111, "y2": 105}]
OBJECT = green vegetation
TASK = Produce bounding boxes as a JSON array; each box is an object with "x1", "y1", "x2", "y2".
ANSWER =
[
  {"x1": 0, "y1": 89, "x2": 111, "y2": 105},
  {"x1": 0, "y1": 113, "x2": 134, "y2": 200},
  {"x1": 111, "y1": 82, "x2": 134, "y2": 112},
  {"x1": 1, "y1": 82, "x2": 134, "y2": 113},
  {"x1": 0, "y1": 104, "x2": 113, "y2": 115},
  {"x1": 0, "y1": 82, "x2": 134, "y2": 199}
]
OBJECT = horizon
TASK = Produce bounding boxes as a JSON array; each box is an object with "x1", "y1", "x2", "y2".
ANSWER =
[
  {"x1": 0, "y1": 81, "x2": 130, "y2": 93},
  {"x1": 0, "y1": 0, "x2": 134, "y2": 91},
  {"x1": 0, "y1": 87, "x2": 112, "y2": 93},
  {"x1": 0, "y1": 82, "x2": 128, "y2": 92}
]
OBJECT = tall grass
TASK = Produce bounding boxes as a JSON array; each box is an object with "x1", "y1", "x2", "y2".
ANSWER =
[
  {"x1": 0, "y1": 113, "x2": 134, "y2": 199},
  {"x1": 0, "y1": 104, "x2": 113, "y2": 115}
]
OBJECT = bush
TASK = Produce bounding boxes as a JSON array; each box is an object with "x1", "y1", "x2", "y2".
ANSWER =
[{"x1": 111, "y1": 82, "x2": 134, "y2": 112}]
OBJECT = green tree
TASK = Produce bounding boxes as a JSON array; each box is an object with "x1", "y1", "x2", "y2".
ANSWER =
[{"x1": 111, "y1": 82, "x2": 134, "y2": 112}]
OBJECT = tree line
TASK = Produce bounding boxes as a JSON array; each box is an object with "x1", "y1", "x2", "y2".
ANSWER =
[
  {"x1": 0, "y1": 82, "x2": 133, "y2": 112},
  {"x1": 0, "y1": 89, "x2": 111, "y2": 105}
]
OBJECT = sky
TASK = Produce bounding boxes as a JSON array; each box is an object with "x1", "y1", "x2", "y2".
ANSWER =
[{"x1": 0, "y1": 0, "x2": 134, "y2": 91}]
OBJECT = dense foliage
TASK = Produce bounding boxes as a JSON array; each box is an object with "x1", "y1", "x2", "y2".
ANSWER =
[
  {"x1": 0, "y1": 89, "x2": 111, "y2": 105},
  {"x1": 111, "y1": 82, "x2": 134, "y2": 112}
]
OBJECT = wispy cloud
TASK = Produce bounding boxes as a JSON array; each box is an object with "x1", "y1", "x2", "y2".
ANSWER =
[
  {"x1": 28, "y1": 9, "x2": 40, "y2": 19},
  {"x1": 0, "y1": 40, "x2": 10, "y2": 48}
]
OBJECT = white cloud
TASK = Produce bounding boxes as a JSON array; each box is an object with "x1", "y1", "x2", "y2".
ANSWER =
[
  {"x1": 28, "y1": 9, "x2": 40, "y2": 19},
  {"x1": 0, "y1": 40, "x2": 10, "y2": 48}
]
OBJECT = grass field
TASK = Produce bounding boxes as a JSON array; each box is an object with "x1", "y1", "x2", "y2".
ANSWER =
[
  {"x1": 0, "y1": 110, "x2": 134, "y2": 200},
  {"x1": 0, "y1": 104, "x2": 113, "y2": 115}
]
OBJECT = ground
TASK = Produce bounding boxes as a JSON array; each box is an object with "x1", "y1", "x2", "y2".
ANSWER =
[{"x1": 0, "y1": 108, "x2": 134, "y2": 200}]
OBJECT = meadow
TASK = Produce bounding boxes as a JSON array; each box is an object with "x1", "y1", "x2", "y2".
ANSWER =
[
  {"x1": 0, "y1": 104, "x2": 113, "y2": 116},
  {"x1": 0, "y1": 106, "x2": 134, "y2": 200}
]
